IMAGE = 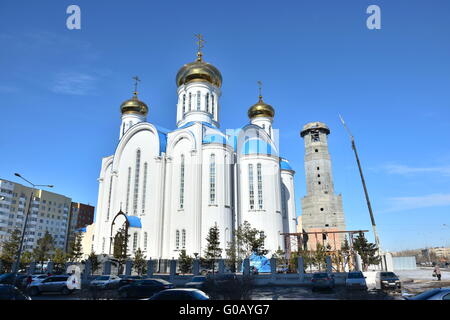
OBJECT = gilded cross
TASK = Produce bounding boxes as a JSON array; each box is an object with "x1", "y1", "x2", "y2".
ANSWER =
[
  {"x1": 257, "y1": 80, "x2": 263, "y2": 99},
  {"x1": 132, "y1": 76, "x2": 141, "y2": 94}
]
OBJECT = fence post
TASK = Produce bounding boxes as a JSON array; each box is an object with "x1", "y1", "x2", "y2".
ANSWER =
[
  {"x1": 218, "y1": 259, "x2": 225, "y2": 274},
  {"x1": 125, "y1": 260, "x2": 133, "y2": 276},
  {"x1": 355, "y1": 253, "x2": 363, "y2": 271},
  {"x1": 169, "y1": 258, "x2": 176, "y2": 281},
  {"x1": 47, "y1": 261, "x2": 54, "y2": 274},
  {"x1": 297, "y1": 257, "x2": 305, "y2": 282},
  {"x1": 193, "y1": 259, "x2": 200, "y2": 276},
  {"x1": 147, "y1": 260, "x2": 154, "y2": 277},
  {"x1": 326, "y1": 256, "x2": 333, "y2": 274},
  {"x1": 103, "y1": 261, "x2": 111, "y2": 275},
  {"x1": 84, "y1": 260, "x2": 92, "y2": 281},
  {"x1": 243, "y1": 258, "x2": 250, "y2": 276}
]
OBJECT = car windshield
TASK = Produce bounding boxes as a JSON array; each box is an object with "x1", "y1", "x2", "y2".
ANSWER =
[
  {"x1": 409, "y1": 289, "x2": 441, "y2": 300},
  {"x1": 348, "y1": 272, "x2": 364, "y2": 279},
  {"x1": 0, "y1": 274, "x2": 13, "y2": 281},
  {"x1": 95, "y1": 276, "x2": 110, "y2": 280},
  {"x1": 380, "y1": 272, "x2": 397, "y2": 278},
  {"x1": 313, "y1": 273, "x2": 329, "y2": 279}
]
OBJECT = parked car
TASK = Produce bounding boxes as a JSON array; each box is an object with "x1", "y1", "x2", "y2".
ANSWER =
[
  {"x1": 116, "y1": 275, "x2": 143, "y2": 289},
  {"x1": 89, "y1": 275, "x2": 121, "y2": 289},
  {"x1": 311, "y1": 272, "x2": 335, "y2": 291},
  {"x1": 148, "y1": 288, "x2": 210, "y2": 300},
  {"x1": 405, "y1": 288, "x2": 450, "y2": 300},
  {"x1": 213, "y1": 273, "x2": 238, "y2": 286},
  {"x1": 28, "y1": 275, "x2": 74, "y2": 296},
  {"x1": 0, "y1": 273, "x2": 28, "y2": 289},
  {"x1": 23, "y1": 274, "x2": 48, "y2": 287},
  {"x1": 0, "y1": 284, "x2": 31, "y2": 300},
  {"x1": 345, "y1": 271, "x2": 367, "y2": 290},
  {"x1": 184, "y1": 276, "x2": 207, "y2": 289},
  {"x1": 375, "y1": 272, "x2": 401, "y2": 291},
  {"x1": 118, "y1": 278, "x2": 174, "y2": 299}
]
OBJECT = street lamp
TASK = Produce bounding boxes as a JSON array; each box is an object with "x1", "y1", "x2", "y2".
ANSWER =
[{"x1": 13, "y1": 173, "x2": 53, "y2": 279}]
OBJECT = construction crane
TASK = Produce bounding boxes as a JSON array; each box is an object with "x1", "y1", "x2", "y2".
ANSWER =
[{"x1": 339, "y1": 115, "x2": 383, "y2": 268}]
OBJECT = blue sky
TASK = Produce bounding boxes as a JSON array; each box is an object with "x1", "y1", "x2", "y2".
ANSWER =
[{"x1": 1, "y1": 0, "x2": 449, "y2": 251}]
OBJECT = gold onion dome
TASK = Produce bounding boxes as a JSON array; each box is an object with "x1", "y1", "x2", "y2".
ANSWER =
[
  {"x1": 176, "y1": 52, "x2": 222, "y2": 88},
  {"x1": 248, "y1": 95, "x2": 275, "y2": 119},
  {"x1": 120, "y1": 92, "x2": 148, "y2": 116}
]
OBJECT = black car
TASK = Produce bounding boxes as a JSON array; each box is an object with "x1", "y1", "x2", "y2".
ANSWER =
[
  {"x1": 116, "y1": 275, "x2": 143, "y2": 289},
  {"x1": 0, "y1": 273, "x2": 28, "y2": 289},
  {"x1": 0, "y1": 284, "x2": 31, "y2": 300},
  {"x1": 148, "y1": 288, "x2": 209, "y2": 300},
  {"x1": 376, "y1": 272, "x2": 401, "y2": 291},
  {"x1": 118, "y1": 278, "x2": 174, "y2": 299}
]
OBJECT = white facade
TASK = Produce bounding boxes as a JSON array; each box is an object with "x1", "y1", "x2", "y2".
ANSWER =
[{"x1": 91, "y1": 52, "x2": 297, "y2": 259}]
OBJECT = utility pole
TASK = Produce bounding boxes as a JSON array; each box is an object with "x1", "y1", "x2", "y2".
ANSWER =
[{"x1": 338, "y1": 116, "x2": 383, "y2": 269}]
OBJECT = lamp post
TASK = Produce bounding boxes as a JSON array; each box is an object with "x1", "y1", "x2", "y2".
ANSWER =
[{"x1": 13, "y1": 173, "x2": 53, "y2": 279}]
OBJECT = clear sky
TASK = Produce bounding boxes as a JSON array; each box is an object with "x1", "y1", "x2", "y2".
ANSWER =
[{"x1": 1, "y1": 0, "x2": 449, "y2": 252}]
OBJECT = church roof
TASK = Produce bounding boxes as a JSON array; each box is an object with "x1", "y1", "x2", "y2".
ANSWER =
[
  {"x1": 280, "y1": 158, "x2": 294, "y2": 171},
  {"x1": 241, "y1": 138, "x2": 277, "y2": 156}
]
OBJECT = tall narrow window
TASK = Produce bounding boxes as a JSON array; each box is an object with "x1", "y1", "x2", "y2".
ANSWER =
[
  {"x1": 197, "y1": 91, "x2": 201, "y2": 110},
  {"x1": 248, "y1": 164, "x2": 255, "y2": 209},
  {"x1": 133, "y1": 232, "x2": 138, "y2": 251},
  {"x1": 179, "y1": 155, "x2": 185, "y2": 209},
  {"x1": 206, "y1": 93, "x2": 210, "y2": 113},
  {"x1": 211, "y1": 94, "x2": 215, "y2": 115},
  {"x1": 182, "y1": 229, "x2": 186, "y2": 249},
  {"x1": 126, "y1": 167, "x2": 131, "y2": 213},
  {"x1": 142, "y1": 162, "x2": 148, "y2": 215},
  {"x1": 133, "y1": 150, "x2": 141, "y2": 215},
  {"x1": 257, "y1": 163, "x2": 263, "y2": 209},
  {"x1": 224, "y1": 154, "x2": 229, "y2": 206},
  {"x1": 182, "y1": 94, "x2": 186, "y2": 114},
  {"x1": 106, "y1": 175, "x2": 113, "y2": 221},
  {"x1": 144, "y1": 232, "x2": 148, "y2": 251},
  {"x1": 102, "y1": 238, "x2": 105, "y2": 253},
  {"x1": 189, "y1": 92, "x2": 192, "y2": 111},
  {"x1": 175, "y1": 230, "x2": 180, "y2": 249},
  {"x1": 209, "y1": 154, "x2": 216, "y2": 204}
]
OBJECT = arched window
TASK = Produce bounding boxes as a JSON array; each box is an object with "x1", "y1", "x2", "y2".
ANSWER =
[
  {"x1": 144, "y1": 232, "x2": 148, "y2": 251},
  {"x1": 197, "y1": 91, "x2": 201, "y2": 110},
  {"x1": 133, "y1": 150, "x2": 141, "y2": 215},
  {"x1": 182, "y1": 229, "x2": 186, "y2": 249},
  {"x1": 248, "y1": 164, "x2": 255, "y2": 210},
  {"x1": 189, "y1": 92, "x2": 192, "y2": 111},
  {"x1": 179, "y1": 155, "x2": 185, "y2": 209},
  {"x1": 209, "y1": 154, "x2": 216, "y2": 204},
  {"x1": 206, "y1": 93, "x2": 210, "y2": 113},
  {"x1": 126, "y1": 167, "x2": 131, "y2": 213},
  {"x1": 133, "y1": 232, "x2": 138, "y2": 251},
  {"x1": 182, "y1": 94, "x2": 186, "y2": 114},
  {"x1": 175, "y1": 230, "x2": 180, "y2": 249},
  {"x1": 257, "y1": 163, "x2": 263, "y2": 209},
  {"x1": 142, "y1": 162, "x2": 148, "y2": 215}
]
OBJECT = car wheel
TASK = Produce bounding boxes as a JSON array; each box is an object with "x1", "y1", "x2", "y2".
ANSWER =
[
  {"x1": 29, "y1": 287, "x2": 40, "y2": 296},
  {"x1": 61, "y1": 287, "x2": 71, "y2": 295}
]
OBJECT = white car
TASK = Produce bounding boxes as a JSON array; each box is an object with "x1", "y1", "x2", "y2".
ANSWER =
[
  {"x1": 89, "y1": 275, "x2": 121, "y2": 289},
  {"x1": 345, "y1": 271, "x2": 368, "y2": 290},
  {"x1": 22, "y1": 274, "x2": 48, "y2": 287}
]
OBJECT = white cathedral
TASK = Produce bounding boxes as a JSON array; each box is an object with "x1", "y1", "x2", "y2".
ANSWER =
[{"x1": 91, "y1": 44, "x2": 298, "y2": 259}]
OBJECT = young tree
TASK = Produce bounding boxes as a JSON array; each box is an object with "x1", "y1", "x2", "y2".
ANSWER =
[
  {"x1": 68, "y1": 232, "x2": 84, "y2": 262},
  {"x1": 133, "y1": 248, "x2": 147, "y2": 276},
  {"x1": 204, "y1": 225, "x2": 222, "y2": 274},
  {"x1": 272, "y1": 247, "x2": 287, "y2": 272},
  {"x1": 235, "y1": 221, "x2": 268, "y2": 259},
  {"x1": 312, "y1": 243, "x2": 327, "y2": 271},
  {"x1": 225, "y1": 240, "x2": 238, "y2": 273},
  {"x1": 113, "y1": 226, "x2": 130, "y2": 274},
  {"x1": 87, "y1": 251, "x2": 100, "y2": 275},
  {"x1": 20, "y1": 251, "x2": 33, "y2": 270},
  {"x1": 0, "y1": 229, "x2": 22, "y2": 272},
  {"x1": 178, "y1": 249, "x2": 193, "y2": 274},
  {"x1": 52, "y1": 248, "x2": 67, "y2": 273},
  {"x1": 33, "y1": 231, "x2": 55, "y2": 272},
  {"x1": 353, "y1": 232, "x2": 381, "y2": 270}
]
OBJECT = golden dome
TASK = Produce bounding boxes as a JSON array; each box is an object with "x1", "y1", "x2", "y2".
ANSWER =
[
  {"x1": 248, "y1": 96, "x2": 275, "y2": 119},
  {"x1": 120, "y1": 93, "x2": 148, "y2": 116},
  {"x1": 176, "y1": 52, "x2": 222, "y2": 88}
]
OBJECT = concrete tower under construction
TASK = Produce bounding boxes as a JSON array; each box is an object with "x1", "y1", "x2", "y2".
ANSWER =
[{"x1": 300, "y1": 122, "x2": 346, "y2": 250}]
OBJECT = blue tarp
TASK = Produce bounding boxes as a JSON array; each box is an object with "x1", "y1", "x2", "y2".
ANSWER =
[{"x1": 240, "y1": 253, "x2": 271, "y2": 273}]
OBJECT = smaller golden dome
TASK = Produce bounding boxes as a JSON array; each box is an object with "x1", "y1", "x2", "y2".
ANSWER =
[
  {"x1": 248, "y1": 96, "x2": 275, "y2": 119},
  {"x1": 120, "y1": 92, "x2": 148, "y2": 116}
]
